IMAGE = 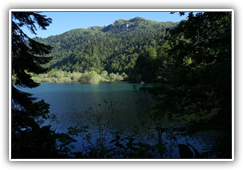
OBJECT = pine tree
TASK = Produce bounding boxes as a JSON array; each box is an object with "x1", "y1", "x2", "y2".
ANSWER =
[
  {"x1": 11, "y1": 12, "x2": 57, "y2": 158},
  {"x1": 12, "y1": 12, "x2": 53, "y2": 116}
]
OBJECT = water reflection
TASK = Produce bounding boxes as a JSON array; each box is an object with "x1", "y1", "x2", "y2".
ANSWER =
[{"x1": 21, "y1": 83, "x2": 204, "y2": 158}]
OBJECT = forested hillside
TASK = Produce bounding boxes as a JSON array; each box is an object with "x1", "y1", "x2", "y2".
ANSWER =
[
  {"x1": 12, "y1": 11, "x2": 232, "y2": 159},
  {"x1": 34, "y1": 17, "x2": 178, "y2": 80}
]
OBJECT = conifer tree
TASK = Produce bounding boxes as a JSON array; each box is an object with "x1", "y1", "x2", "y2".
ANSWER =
[
  {"x1": 12, "y1": 12, "x2": 53, "y2": 124},
  {"x1": 11, "y1": 12, "x2": 56, "y2": 158}
]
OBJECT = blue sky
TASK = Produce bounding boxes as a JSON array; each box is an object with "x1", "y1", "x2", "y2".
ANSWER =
[{"x1": 23, "y1": 11, "x2": 188, "y2": 38}]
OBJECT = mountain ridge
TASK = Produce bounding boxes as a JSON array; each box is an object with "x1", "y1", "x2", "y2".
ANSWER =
[
  {"x1": 87, "y1": 17, "x2": 162, "y2": 31},
  {"x1": 35, "y1": 17, "x2": 179, "y2": 74},
  {"x1": 38, "y1": 17, "x2": 177, "y2": 39}
]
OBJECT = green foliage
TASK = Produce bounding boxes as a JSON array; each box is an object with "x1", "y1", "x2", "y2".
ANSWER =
[
  {"x1": 129, "y1": 44, "x2": 174, "y2": 83},
  {"x1": 70, "y1": 72, "x2": 83, "y2": 82},
  {"x1": 30, "y1": 69, "x2": 127, "y2": 84},
  {"x1": 79, "y1": 71, "x2": 101, "y2": 84},
  {"x1": 33, "y1": 17, "x2": 178, "y2": 75},
  {"x1": 109, "y1": 72, "x2": 124, "y2": 82},
  {"x1": 12, "y1": 12, "x2": 232, "y2": 158},
  {"x1": 138, "y1": 12, "x2": 232, "y2": 158}
]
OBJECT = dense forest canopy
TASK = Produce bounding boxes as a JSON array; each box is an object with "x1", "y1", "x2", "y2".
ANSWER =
[
  {"x1": 142, "y1": 12, "x2": 232, "y2": 158},
  {"x1": 11, "y1": 11, "x2": 232, "y2": 159},
  {"x1": 33, "y1": 17, "x2": 178, "y2": 79}
]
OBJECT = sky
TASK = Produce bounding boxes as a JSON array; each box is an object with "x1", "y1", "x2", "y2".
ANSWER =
[{"x1": 22, "y1": 11, "x2": 188, "y2": 38}]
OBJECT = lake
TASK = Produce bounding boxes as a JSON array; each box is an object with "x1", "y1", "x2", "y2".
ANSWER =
[
  {"x1": 20, "y1": 82, "x2": 204, "y2": 158},
  {"x1": 21, "y1": 82, "x2": 147, "y2": 132}
]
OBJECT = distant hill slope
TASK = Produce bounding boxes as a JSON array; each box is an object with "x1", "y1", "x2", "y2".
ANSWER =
[{"x1": 35, "y1": 17, "x2": 179, "y2": 74}]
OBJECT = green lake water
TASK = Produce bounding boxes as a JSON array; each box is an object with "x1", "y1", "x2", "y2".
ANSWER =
[{"x1": 20, "y1": 82, "x2": 204, "y2": 158}]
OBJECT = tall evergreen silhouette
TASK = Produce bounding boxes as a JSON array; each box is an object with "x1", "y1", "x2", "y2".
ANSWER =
[{"x1": 11, "y1": 12, "x2": 57, "y2": 158}]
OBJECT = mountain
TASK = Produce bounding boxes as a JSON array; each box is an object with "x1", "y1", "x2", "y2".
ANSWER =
[{"x1": 35, "y1": 17, "x2": 179, "y2": 74}]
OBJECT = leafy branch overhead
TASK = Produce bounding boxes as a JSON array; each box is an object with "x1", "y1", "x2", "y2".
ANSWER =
[{"x1": 146, "y1": 12, "x2": 232, "y2": 158}]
